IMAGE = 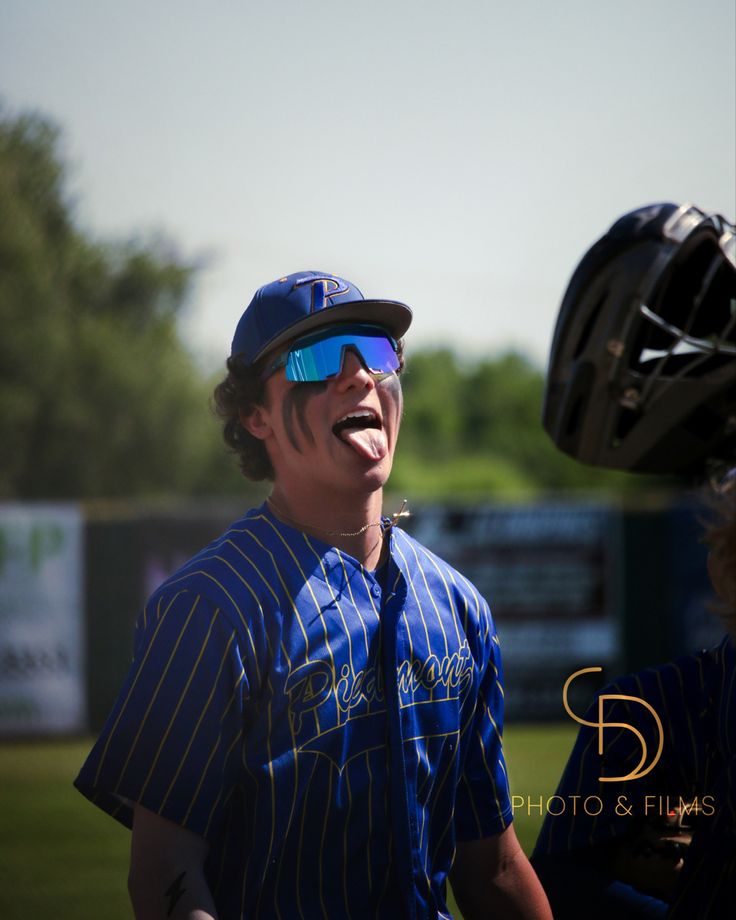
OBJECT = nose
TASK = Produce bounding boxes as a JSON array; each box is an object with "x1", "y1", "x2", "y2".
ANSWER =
[{"x1": 333, "y1": 348, "x2": 376, "y2": 391}]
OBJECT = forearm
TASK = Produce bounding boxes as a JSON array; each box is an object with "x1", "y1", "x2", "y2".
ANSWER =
[
  {"x1": 129, "y1": 861, "x2": 219, "y2": 920},
  {"x1": 460, "y1": 849, "x2": 552, "y2": 919},
  {"x1": 451, "y1": 827, "x2": 553, "y2": 920},
  {"x1": 129, "y1": 805, "x2": 218, "y2": 920}
]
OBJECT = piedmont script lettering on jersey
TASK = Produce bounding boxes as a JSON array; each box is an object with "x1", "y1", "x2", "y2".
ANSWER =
[{"x1": 285, "y1": 642, "x2": 475, "y2": 768}]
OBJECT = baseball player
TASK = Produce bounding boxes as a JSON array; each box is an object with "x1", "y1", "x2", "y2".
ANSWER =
[
  {"x1": 532, "y1": 203, "x2": 736, "y2": 919},
  {"x1": 75, "y1": 271, "x2": 552, "y2": 919}
]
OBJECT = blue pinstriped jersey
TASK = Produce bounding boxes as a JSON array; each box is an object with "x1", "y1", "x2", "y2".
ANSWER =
[
  {"x1": 532, "y1": 637, "x2": 736, "y2": 919},
  {"x1": 75, "y1": 504, "x2": 511, "y2": 919}
]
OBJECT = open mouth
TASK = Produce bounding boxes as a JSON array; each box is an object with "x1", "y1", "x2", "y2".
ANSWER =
[
  {"x1": 332, "y1": 410, "x2": 387, "y2": 462},
  {"x1": 332, "y1": 410, "x2": 381, "y2": 438}
]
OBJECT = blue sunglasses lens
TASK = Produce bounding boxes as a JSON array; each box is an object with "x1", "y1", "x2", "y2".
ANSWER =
[{"x1": 283, "y1": 327, "x2": 399, "y2": 382}]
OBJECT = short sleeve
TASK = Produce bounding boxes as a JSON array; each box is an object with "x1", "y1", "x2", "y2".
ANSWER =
[
  {"x1": 454, "y1": 615, "x2": 512, "y2": 840},
  {"x1": 75, "y1": 588, "x2": 249, "y2": 839}
]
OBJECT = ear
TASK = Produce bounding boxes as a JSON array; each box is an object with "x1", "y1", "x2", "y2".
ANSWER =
[{"x1": 240, "y1": 405, "x2": 272, "y2": 441}]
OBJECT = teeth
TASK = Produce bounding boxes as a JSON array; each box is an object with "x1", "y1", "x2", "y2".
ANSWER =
[{"x1": 337, "y1": 410, "x2": 377, "y2": 424}]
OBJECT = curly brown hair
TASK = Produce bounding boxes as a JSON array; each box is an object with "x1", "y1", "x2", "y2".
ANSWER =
[
  {"x1": 213, "y1": 339, "x2": 405, "y2": 482},
  {"x1": 212, "y1": 357, "x2": 275, "y2": 481},
  {"x1": 703, "y1": 474, "x2": 736, "y2": 637}
]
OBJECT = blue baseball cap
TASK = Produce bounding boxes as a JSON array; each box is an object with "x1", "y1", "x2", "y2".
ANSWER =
[{"x1": 230, "y1": 270, "x2": 413, "y2": 366}]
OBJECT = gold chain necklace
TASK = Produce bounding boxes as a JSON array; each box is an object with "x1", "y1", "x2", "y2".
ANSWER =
[{"x1": 266, "y1": 497, "x2": 410, "y2": 538}]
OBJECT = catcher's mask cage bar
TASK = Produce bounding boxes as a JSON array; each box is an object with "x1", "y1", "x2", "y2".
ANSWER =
[
  {"x1": 663, "y1": 204, "x2": 736, "y2": 266},
  {"x1": 606, "y1": 204, "x2": 736, "y2": 413}
]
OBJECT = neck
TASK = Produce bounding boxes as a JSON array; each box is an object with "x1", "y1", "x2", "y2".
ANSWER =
[{"x1": 267, "y1": 485, "x2": 388, "y2": 570}]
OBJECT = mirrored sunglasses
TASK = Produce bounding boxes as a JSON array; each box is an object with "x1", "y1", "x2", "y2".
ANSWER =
[{"x1": 262, "y1": 324, "x2": 400, "y2": 382}]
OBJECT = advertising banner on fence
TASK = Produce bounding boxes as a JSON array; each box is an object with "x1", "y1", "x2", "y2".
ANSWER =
[
  {"x1": 0, "y1": 504, "x2": 86, "y2": 735},
  {"x1": 409, "y1": 502, "x2": 621, "y2": 719}
]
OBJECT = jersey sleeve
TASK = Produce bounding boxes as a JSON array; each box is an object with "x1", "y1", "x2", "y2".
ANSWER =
[
  {"x1": 74, "y1": 588, "x2": 249, "y2": 840},
  {"x1": 454, "y1": 603, "x2": 512, "y2": 840}
]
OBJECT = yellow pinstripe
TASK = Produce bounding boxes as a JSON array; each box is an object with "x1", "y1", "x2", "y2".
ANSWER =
[
  {"x1": 358, "y1": 565, "x2": 382, "y2": 623},
  {"x1": 241, "y1": 522, "x2": 345, "y2": 915},
  {"x1": 461, "y1": 773, "x2": 484, "y2": 837},
  {"x1": 645, "y1": 669, "x2": 688, "y2": 790},
  {"x1": 433, "y1": 691, "x2": 491, "y2": 854},
  {"x1": 162, "y1": 566, "x2": 264, "y2": 685},
  {"x1": 203, "y1": 733, "x2": 242, "y2": 838},
  {"x1": 255, "y1": 671, "x2": 281, "y2": 920},
  {"x1": 394, "y1": 541, "x2": 432, "y2": 655},
  {"x1": 342, "y1": 766, "x2": 355, "y2": 920},
  {"x1": 390, "y1": 545, "x2": 418, "y2": 695},
  {"x1": 416, "y1": 545, "x2": 464, "y2": 650},
  {"x1": 335, "y1": 550, "x2": 371, "y2": 661},
  {"x1": 456, "y1": 570, "x2": 483, "y2": 634},
  {"x1": 567, "y1": 731, "x2": 599, "y2": 851},
  {"x1": 182, "y1": 663, "x2": 245, "y2": 825},
  {"x1": 93, "y1": 591, "x2": 185, "y2": 785},
  {"x1": 295, "y1": 754, "x2": 320, "y2": 920},
  {"x1": 318, "y1": 766, "x2": 334, "y2": 918},
  {"x1": 376, "y1": 750, "x2": 392, "y2": 912},
  {"x1": 112, "y1": 593, "x2": 202, "y2": 793},
  {"x1": 242, "y1": 526, "x2": 312, "y2": 663},
  {"x1": 303, "y1": 534, "x2": 353, "y2": 712},
  {"x1": 365, "y1": 751, "x2": 375, "y2": 893},
  {"x1": 217, "y1": 538, "x2": 292, "y2": 669},
  {"x1": 237, "y1": 522, "x2": 314, "y2": 891},
  {"x1": 475, "y1": 725, "x2": 507, "y2": 830},
  {"x1": 136, "y1": 608, "x2": 222, "y2": 802},
  {"x1": 203, "y1": 531, "x2": 301, "y2": 895},
  {"x1": 157, "y1": 629, "x2": 237, "y2": 812},
  {"x1": 407, "y1": 542, "x2": 450, "y2": 662}
]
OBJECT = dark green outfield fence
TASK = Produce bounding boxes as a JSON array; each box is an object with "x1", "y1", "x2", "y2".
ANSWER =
[
  {"x1": 84, "y1": 507, "x2": 242, "y2": 730},
  {"x1": 0, "y1": 495, "x2": 721, "y2": 736}
]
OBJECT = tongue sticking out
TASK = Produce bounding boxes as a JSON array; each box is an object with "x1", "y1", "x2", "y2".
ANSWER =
[{"x1": 339, "y1": 426, "x2": 388, "y2": 462}]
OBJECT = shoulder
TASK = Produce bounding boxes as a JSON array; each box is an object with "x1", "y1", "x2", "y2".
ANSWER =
[
  {"x1": 709, "y1": 633, "x2": 736, "y2": 671},
  {"x1": 392, "y1": 527, "x2": 493, "y2": 629},
  {"x1": 393, "y1": 528, "x2": 488, "y2": 599},
  {"x1": 144, "y1": 508, "x2": 282, "y2": 628},
  {"x1": 600, "y1": 643, "x2": 726, "y2": 703}
]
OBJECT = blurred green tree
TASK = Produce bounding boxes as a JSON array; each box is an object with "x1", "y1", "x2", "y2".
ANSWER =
[
  {"x1": 393, "y1": 346, "x2": 642, "y2": 497},
  {"x1": 0, "y1": 108, "x2": 242, "y2": 499},
  {"x1": 399, "y1": 348, "x2": 463, "y2": 458}
]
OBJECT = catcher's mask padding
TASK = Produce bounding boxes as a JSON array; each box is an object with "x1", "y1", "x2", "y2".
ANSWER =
[{"x1": 543, "y1": 203, "x2": 736, "y2": 474}]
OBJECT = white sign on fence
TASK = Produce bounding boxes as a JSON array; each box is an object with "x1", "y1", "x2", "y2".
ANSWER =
[{"x1": 0, "y1": 505, "x2": 86, "y2": 735}]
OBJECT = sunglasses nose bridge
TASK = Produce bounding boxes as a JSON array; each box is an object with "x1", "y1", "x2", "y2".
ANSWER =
[{"x1": 335, "y1": 344, "x2": 373, "y2": 381}]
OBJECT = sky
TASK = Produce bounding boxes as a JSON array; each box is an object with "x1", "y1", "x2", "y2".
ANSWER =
[{"x1": 2, "y1": 0, "x2": 735, "y2": 370}]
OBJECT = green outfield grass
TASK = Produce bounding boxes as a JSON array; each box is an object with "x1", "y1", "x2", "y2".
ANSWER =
[
  {"x1": 502, "y1": 723, "x2": 577, "y2": 852},
  {"x1": 0, "y1": 724, "x2": 576, "y2": 920}
]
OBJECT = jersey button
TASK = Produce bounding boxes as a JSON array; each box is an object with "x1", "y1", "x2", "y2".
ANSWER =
[{"x1": 371, "y1": 583, "x2": 381, "y2": 598}]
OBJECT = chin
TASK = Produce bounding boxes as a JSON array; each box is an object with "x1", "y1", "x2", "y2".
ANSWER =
[{"x1": 352, "y1": 460, "x2": 393, "y2": 494}]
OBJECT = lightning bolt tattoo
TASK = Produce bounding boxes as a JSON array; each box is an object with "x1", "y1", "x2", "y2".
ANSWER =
[{"x1": 164, "y1": 871, "x2": 187, "y2": 917}]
